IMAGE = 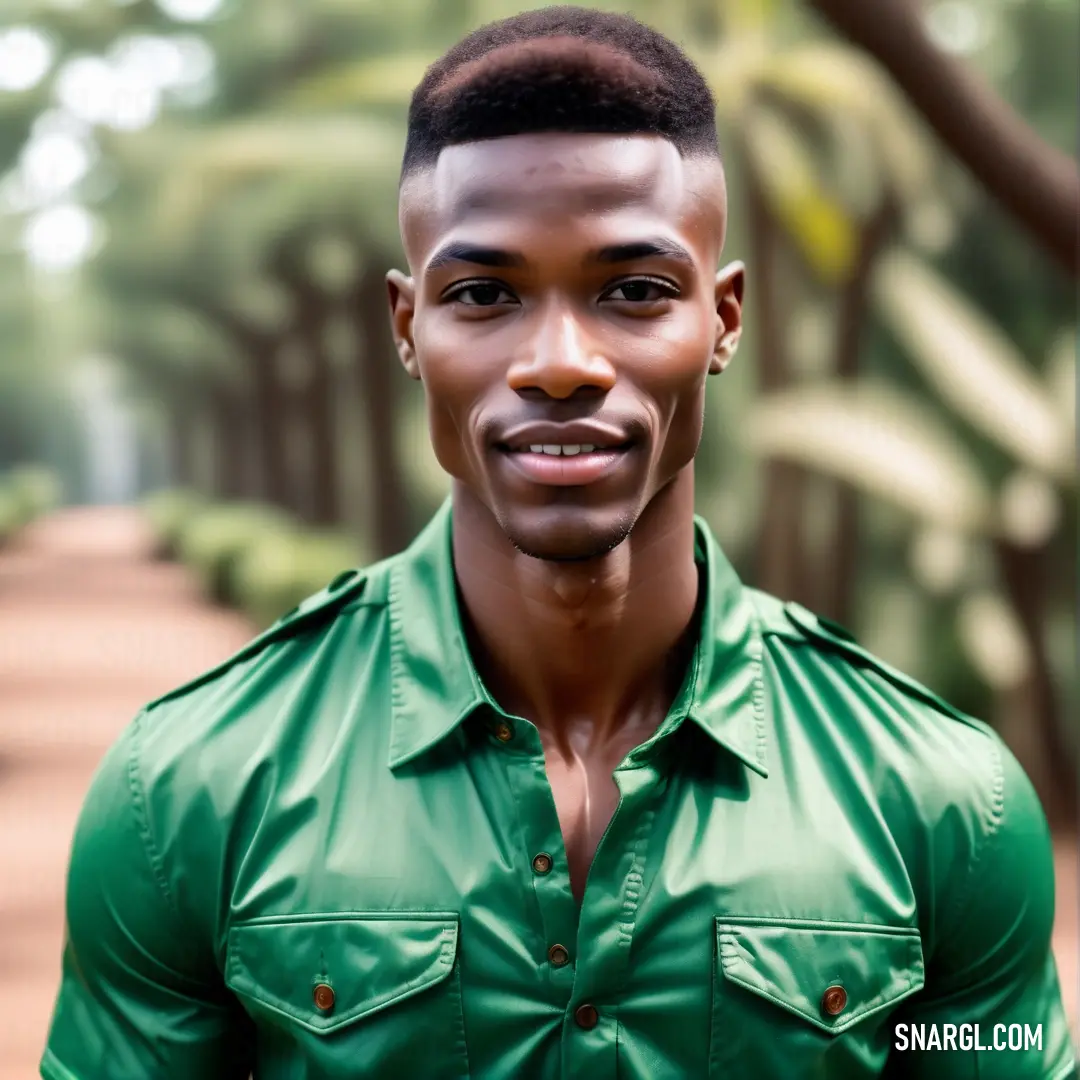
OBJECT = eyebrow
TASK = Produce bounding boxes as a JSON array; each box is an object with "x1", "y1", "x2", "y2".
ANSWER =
[{"x1": 424, "y1": 237, "x2": 695, "y2": 274}]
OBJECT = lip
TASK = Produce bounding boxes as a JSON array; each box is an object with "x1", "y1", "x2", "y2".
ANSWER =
[
  {"x1": 500, "y1": 446, "x2": 631, "y2": 487},
  {"x1": 496, "y1": 419, "x2": 631, "y2": 452}
]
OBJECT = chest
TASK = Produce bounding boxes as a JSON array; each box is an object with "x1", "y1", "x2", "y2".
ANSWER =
[
  {"x1": 542, "y1": 740, "x2": 635, "y2": 904},
  {"x1": 217, "y1": 747, "x2": 924, "y2": 1080},
  {"x1": 215, "y1": 720, "x2": 927, "y2": 1080}
]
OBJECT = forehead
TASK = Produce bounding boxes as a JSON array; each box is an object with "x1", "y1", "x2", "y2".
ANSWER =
[{"x1": 399, "y1": 133, "x2": 725, "y2": 266}]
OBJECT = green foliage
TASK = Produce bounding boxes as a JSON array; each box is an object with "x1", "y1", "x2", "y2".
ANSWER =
[
  {"x1": 4, "y1": 463, "x2": 63, "y2": 518},
  {"x1": 144, "y1": 488, "x2": 368, "y2": 627},
  {"x1": 743, "y1": 377, "x2": 998, "y2": 532},
  {"x1": 142, "y1": 487, "x2": 210, "y2": 559},
  {"x1": 173, "y1": 501, "x2": 296, "y2": 605},
  {"x1": 0, "y1": 488, "x2": 26, "y2": 547},
  {"x1": 2, "y1": 0, "x2": 1076, "y2": 759},
  {"x1": 0, "y1": 463, "x2": 63, "y2": 545},
  {"x1": 232, "y1": 526, "x2": 369, "y2": 630}
]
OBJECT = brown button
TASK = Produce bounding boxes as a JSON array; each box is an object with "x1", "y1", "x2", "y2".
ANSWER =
[
  {"x1": 491, "y1": 721, "x2": 514, "y2": 742},
  {"x1": 532, "y1": 852, "x2": 553, "y2": 874},
  {"x1": 313, "y1": 983, "x2": 335, "y2": 1011},
  {"x1": 548, "y1": 944, "x2": 570, "y2": 967},
  {"x1": 821, "y1": 985, "x2": 847, "y2": 1016},
  {"x1": 574, "y1": 1003, "x2": 599, "y2": 1029}
]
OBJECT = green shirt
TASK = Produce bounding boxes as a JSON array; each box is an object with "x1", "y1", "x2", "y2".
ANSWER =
[{"x1": 42, "y1": 500, "x2": 1076, "y2": 1080}]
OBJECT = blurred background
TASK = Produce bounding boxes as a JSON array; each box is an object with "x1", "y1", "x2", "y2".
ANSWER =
[{"x1": 0, "y1": 0, "x2": 1076, "y2": 1073}]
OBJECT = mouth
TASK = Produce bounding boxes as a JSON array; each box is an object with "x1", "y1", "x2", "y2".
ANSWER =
[
  {"x1": 495, "y1": 441, "x2": 634, "y2": 487},
  {"x1": 500, "y1": 441, "x2": 630, "y2": 456}
]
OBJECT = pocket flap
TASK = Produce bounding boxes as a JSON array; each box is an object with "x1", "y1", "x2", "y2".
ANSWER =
[
  {"x1": 226, "y1": 912, "x2": 460, "y2": 1035},
  {"x1": 716, "y1": 917, "x2": 924, "y2": 1035}
]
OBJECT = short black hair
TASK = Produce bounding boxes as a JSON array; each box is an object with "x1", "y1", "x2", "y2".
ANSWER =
[{"x1": 400, "y1": 6, "x2": 719, "y2": 183}]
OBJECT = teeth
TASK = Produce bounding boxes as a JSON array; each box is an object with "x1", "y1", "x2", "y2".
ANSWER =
[{"x1": 522, "y1": 443, "x2": 600, "y2": 456}]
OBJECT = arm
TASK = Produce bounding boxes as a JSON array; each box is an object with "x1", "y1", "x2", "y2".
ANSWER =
[
  {"x1": 40, "y1": 716, "x2": 254, "y2": 1080},
  {"x1": 883, "y1": 737, "x2": 1077, "y2": 1079}
]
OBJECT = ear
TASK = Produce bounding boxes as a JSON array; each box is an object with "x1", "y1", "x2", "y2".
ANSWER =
[
  {"x1": 710, "y1": 260, "x2": 745, "y2": 375},
  {"x1": 386, "y1": 269, "x2": 420, "y2": 380}
]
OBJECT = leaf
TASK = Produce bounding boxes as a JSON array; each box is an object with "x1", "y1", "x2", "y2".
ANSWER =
[
  {"x1": 741, "y1": 378, "x2": 996, "y2": 532},
  {"x1": 955, "y1": 591, "x2": 1032, "y2": 691},
  {"x1": 755, "y1": 43, "x2": 934, "y2": 205},
  {"x1": 695, "y1": 39, "x2": 771, "y2": 117},
  {"x1": 725, "y1": 0, "x2": 780, "y2": 33},
  {"x1": 872, "y1": 250, "x2": 1072, "y2": 481},
  {"x1": 742, "y1": 103, "x2": 858, "y2": 283},
  {"x1": 1044, "y1": 327, "x2": 1076, "y2": 439},
  {"x1": 119, "y1": 116, "x2": 404, "y2": 238},
  {"x1": 283, "y1": 52, "x2": 436, "y2": 109}
]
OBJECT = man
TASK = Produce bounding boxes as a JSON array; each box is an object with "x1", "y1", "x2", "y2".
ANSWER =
[{"x1": 42, "y1": 7, "x2": 1074, "y2": 1080}]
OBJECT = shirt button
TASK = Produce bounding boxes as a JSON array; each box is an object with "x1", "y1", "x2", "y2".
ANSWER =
[
  {"x1": 548, "y1": 944, "x2": 570, "y2": 967},
  {"x1": 532, "y1": 852, "x2": 553, "y2": 874},
  {"x1": 821, "y1": 985, "x2": 847, "y2": 1016},
  {"x1": 313, "y1": 983, "x2": 335, "y2": 1011},
  {"x1": 490, "y1": 720, "x2": 514, "y2": 742},
  {"x1": 575, "y1": 1003, "x2": 599, "y2": 1029}
]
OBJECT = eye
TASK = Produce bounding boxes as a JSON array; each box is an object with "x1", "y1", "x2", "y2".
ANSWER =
[
  {"x1": 602, "y1": 277, "x2": 680, "y2": 303},
  {"x1": 445, "y1": 281, "x2": 517, "y2": 307}
]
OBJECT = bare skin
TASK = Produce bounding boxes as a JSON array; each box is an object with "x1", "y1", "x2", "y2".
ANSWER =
[{"x1": 389, "y1": 133, "x2": 743, "y2": 902}]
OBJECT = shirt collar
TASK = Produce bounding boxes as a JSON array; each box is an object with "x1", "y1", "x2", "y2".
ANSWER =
[{"x1": 387, "y1": 497, "x2": 768, "y2": 777}]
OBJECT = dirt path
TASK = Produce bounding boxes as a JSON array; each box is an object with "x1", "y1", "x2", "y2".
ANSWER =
[
  {"x1": 0, "y1": 508, "x2": 255, "y2": 1077},
  {"x1": 0, "y1": 507, "x2": 1074, "y2": 1077}
]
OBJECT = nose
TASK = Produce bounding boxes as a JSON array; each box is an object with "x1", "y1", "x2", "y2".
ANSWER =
[{"x1": 506, "y1": 304, "x2": 616, "y2": 399}]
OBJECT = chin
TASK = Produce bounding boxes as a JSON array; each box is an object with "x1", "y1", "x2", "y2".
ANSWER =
[{"x1": 496, "y1": 503, "x2": 638, "y2": 563}]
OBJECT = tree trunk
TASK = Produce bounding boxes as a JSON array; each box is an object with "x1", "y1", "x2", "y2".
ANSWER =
[
  {"x1": 352, "y1": 258, "x2": 414, "y2": 559},
  {"x1": 819, "y1": 197, "x2": 900, "y2": 624},
  {"x1": 297, "y1": 317, "x2": 341, "y2": 527},
  {"x1": 807, "y1": 0, "x2": 1080, "y2": 276},
  {"x1": 168, "y1": 401, "x2": 197, "y2": 489},
  {"x1": 274, "y1": 298, "x2": 340, "y2": 527},
  {"x1": 993, "y1": 537, "x2": 1076, "y2": 829},
  {"x1": 245, "y1": 352, "x2": 293, "y2": 511},
  {"x1": 159, "y1": 278, "x2": 297, "y2": 515},
  {"x1": 209, "y1": 383, "x2": 250, "y2": 501},
  {"x1": 746, "y1": 161, "x2": 811, "y2": 603}
]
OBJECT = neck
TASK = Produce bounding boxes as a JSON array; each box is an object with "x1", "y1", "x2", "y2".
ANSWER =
[{"x1": 451, "y1": 473, "x2": 701, "y2": 755}]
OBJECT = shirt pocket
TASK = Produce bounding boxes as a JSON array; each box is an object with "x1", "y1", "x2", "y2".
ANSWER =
[
  {"x1": 710, "y1": 916, "x2": 925, "y2": 1078},
  {"x1": 225, "y1": 911, "x2": 470, "y2": 1079}
]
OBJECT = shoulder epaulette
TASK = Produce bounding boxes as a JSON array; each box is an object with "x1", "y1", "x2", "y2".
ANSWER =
[
  {"x1": 767, "y1": 599, "x2": 973, "y2": 725},
  {"x1": 143, "y1": 569, "x2": 368, "y2": 712}
]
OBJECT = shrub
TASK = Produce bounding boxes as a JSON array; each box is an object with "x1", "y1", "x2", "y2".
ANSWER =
[
  {"x1": 233, "y1": 527, "x2": 368, "y2": 629},
  {"x1": 142, "y1": 488, "x2": 209, "y2": 560},
  {"x1": 174, "y1": 502, "x2": 295, "y2": 606},
  {"x1": 5, "y1": 465, "x2": 63, "y2": 520}
]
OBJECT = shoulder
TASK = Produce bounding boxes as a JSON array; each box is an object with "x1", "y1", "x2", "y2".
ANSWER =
[
  {"x1": 745, "y1": 588, "x2": 1006, "y2": 832},
  {"x1": 744, "y1": 589, "x2": 1057, "y2": 945},
  {"x1": 130, "y1": 557, "x2": 396, "y2": 789},
  {"x1": 145, "y1": 564, "x2": 378, "y2": 713}
]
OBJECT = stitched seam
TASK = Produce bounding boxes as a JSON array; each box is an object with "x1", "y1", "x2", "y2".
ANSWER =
[
  {"x1": 717, "y1": 916, "x2": 919, "y2": 934},
  {"x1": 387, "y1": 559, "x2": 408, "y2": 761},
  {"x1": 942, "y1": 736, "x2": 1006, "y2": 953},
  {"x1": 127, "y1": 710, "x2": 184, "y2": 923},
  {"x1": 748, "y1": 601, "x2": 767, "y2": 769}
]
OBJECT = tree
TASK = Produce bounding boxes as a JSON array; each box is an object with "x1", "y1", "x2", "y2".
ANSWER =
[{"x1": 807, "y1": 0, "x2": 1079, "y2": 275}]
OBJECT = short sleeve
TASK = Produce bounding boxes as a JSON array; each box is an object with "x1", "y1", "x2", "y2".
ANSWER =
[
  {"x1": 883, "y1": 735, "x2": 1077, "y2": 1079},
  {"x1": 40, "y1": 716, "x2": 253, "y2": 1079}
]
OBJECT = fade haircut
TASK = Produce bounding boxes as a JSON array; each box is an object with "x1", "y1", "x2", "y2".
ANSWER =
[{"x1": 400, "y1": 6, "x2": 719, "y2": 183}]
